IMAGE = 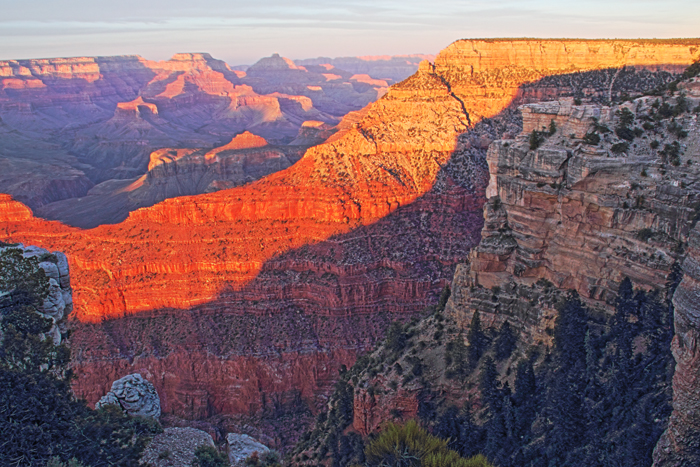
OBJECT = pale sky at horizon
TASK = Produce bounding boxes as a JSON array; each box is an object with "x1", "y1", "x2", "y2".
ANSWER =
[{"x1": 1, "y1": 0, "x2": 698, "y2": 65}]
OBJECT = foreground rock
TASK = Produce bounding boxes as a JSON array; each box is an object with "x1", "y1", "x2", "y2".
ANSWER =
[
  {"x1": 227, "y1": 433, "x2": 271, "y2": 466},
  {"x1": 96, "y1": 373, "x2": 161, "y2": 419},
  {"x1": 0, "y1": 243, "x2": 72, "y2": 344},
  {"x1": 140, "y1": 427, "x2": 214, "y2": 467}
]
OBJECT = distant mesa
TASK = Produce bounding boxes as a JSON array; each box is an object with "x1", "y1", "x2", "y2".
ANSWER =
[
  {"x1": 205, "y1": 131, "x2": 268, "y2": 160},
  {"x1": 115, "y1": 96, "x2": 158, "y2": 116},
  {"x1": 219, "y1": 131, "x2": 268, "y2": 150},
  {"x1": 247, "y1": 53, "x2": 305, "y2": 72},
  {"x1": 350, "y1": 74, "x2": 389, "y2": 87}
]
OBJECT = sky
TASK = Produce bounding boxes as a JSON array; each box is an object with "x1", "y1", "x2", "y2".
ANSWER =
[{"x1": 1, "y1": 0, "x2": 698, "y2": 65}]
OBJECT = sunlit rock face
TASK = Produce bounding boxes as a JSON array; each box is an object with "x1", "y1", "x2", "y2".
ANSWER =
[{"x1": 1, "y1": 39, "x2": 698, "y2": 441}]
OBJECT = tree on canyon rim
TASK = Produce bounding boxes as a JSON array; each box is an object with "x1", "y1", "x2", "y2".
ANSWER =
[{"x1": 0, "y1": 245, "x2": 161, "y2": 467}]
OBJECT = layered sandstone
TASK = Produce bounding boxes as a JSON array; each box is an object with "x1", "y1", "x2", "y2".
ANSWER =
[
  {"x1": 437, "y1": 39, "x2": 700, "y2": 120},
  {"x1": 1, "y1": 39, "x2": 698, "y2": 441},
  {"x1": 449, "y1": 89, "x2": 700, "y2": 337}
]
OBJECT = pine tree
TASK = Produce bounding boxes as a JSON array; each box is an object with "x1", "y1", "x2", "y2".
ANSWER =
[
  {"x1": 554, "y1": 291, "x2": 588, "y2": 369},
  {"x1": 467, "y1": 312, "x2": 489, "y2": 368},
  {"x1": 494, "y1": 321, "x2": 516, "y2": 361},
  {"x1": 480, "y1": 357, "x2": 501, "y2": 412}
]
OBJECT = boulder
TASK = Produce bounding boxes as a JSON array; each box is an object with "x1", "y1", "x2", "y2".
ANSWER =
[
  {"x1": 227, "y1": 433, "x2": 270, "y2": 466},
  {"x1": 140, "y1": 427, "x2": 215, "y2": 467},
  {"x1": 96, "y1": 373, "x2": 161, "y2": 419}
]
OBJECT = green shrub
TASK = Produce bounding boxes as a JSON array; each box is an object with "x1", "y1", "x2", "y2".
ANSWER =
[
  {"x1": 194, "y1": 445, "x2": 229, "y2": 467},
  {"x1": 615, "y1": 126, "x2": 636, "y2": 141},
  {"x1": 529, "y1": 130, "x2": 545, "y2": 150},
  {"x1": 363, "y1": 420, "x2": 492, "y2": 467},
  {"x1": 668, "y1": 121, "x2": 688, "y2": 139},
  {"x1": 616, "y1": 108, "x2": 635, "y2": 127},
  {"x1": 611, "y1": 142, "x2": 630, "y2": 154},
  {"x1": 681, "y1": 60, "x2": 700, "y2": 80},
  {"x1": 591, "y1": 117, "x2": 611, "y2": 133},
  {"x1": 660, "y1": 141, "x2": 681, "y2": 165},
  {"x1": 637, "y1": 228, "x2": 654, "y2": 241},
  {"x1": 583, "y1": 132, "x2": 600, "y2": 145}
]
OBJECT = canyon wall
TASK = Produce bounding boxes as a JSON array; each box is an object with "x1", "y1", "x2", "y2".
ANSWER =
[
  {"x1": 447, "y1": 85, "x2": 700, "y2": 339},
  {"x1": 1, "y1": 39, "x2": 699, "y2": 443},
  {"x1": 654, "y1": 222, "x2": 700, "y2": 465}
]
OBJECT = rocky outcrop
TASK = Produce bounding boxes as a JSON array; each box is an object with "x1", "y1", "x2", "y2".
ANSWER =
[
  {"x1": 96, "y1": 373, "x2": 161, "y2": 419},
  {"x1": 449, "y1": 87, "x2": 700, "y2": 341},
  {"x1": 0, "y1": 243, "x2": 72, "y2": 344},
  {"x1": 141, "y1": 427, "x2": 215, "y2": 467},
  {"x1": 227, "y1": 433, "x2": 271, "y2": 466},
  {"x1": 654, "y1": 225, "x2": 700, "y2": 466},
  {"x1": 1, "y1": 39, "x2": 698, "y2": 442}
]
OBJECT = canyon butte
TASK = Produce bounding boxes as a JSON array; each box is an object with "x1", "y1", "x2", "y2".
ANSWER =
[{"x1": 2, "y1": 39, "x2": 700, "y2": 464}]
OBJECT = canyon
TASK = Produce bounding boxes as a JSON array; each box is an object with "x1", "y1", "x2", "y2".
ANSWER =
[
  {"x1": 0, "y1": 52, "x2": 410, "y2": 227},
  {"x1": 1, "y1": 39, "x2": 700, "y2": 450}
]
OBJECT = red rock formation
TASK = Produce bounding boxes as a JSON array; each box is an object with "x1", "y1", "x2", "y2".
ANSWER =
[
  {"x1": 1, "y1": 39, "x2": 698, "y2": 437},
  {"x1": 207, "y1": 132, "x2": 268, "y2": 155}
]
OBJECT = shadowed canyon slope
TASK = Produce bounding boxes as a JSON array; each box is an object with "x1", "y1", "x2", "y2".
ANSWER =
[{"x1": 2, "y1": 39, "x2": 699, "y2": 444}]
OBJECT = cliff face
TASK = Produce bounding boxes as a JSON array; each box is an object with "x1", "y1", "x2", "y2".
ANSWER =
[
  {"x1": 441, "y1": 61, "x2": 700, "y2": 464},
  {"x1": 654, "y1": 224, "x2": 700, "y2": 465},
  {"x1": 448, "y1": 89, "x2": 700, "y2": 339},
  {"x1": 1, "y1": 39, "x2": 698, "y2": 440}
]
